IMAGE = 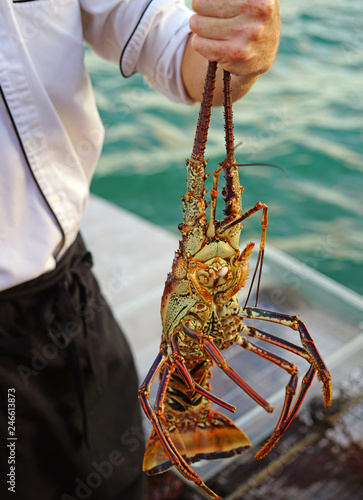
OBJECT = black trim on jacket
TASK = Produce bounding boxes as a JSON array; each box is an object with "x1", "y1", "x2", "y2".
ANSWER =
[
  {"x1": 119, "y1": 0, "x2": 154, "y2": 78},
  {"x1": 0, "y1": 85, "x2": 65, "y2": 257}
]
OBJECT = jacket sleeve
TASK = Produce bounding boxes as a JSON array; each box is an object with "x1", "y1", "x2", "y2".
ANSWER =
[{"x1": 80, "y1": 0, "x2": 193, "y2": 104}]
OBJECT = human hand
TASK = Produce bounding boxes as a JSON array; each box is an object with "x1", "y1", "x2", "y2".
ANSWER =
[{"x1": 189, "y1": 0, "x2": 280, "y2": 78}]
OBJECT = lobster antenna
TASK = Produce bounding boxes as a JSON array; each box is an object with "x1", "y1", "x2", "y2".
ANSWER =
[
  {"x1": 236, "y1": 163, "x2": 288, "y2": 176},
  {"x1": 243, "y1": 250, "x2": 264, "y2": 308},
  {"x1": 207, "y1": 140, "x2": 241, "y2": 237},
  {"x1": 222, "y1": 70, "x2": 242, "y2": 222},
  {"x1": 223, "y1": 70, "x2": 235, "y2": 161},
  {"x1": 191, "y1": 61, "x2": 217, "y2": 163},
  {"x1": 207, "y1": 70, "x2": 237, "y2": 239}
]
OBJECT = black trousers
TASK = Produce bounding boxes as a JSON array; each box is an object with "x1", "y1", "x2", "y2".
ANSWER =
[{"x1": 0, "y1": 235, "x2": 145, "y2": 500}]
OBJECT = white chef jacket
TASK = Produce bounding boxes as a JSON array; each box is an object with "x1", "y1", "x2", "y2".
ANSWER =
[{"x1": 0, "y1": 0, "x2": 192, "y2": 291}]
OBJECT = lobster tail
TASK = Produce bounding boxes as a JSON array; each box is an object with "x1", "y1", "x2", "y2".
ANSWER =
[{"x1": 143, "y1": 406, "x2": 251, "y2": 474}]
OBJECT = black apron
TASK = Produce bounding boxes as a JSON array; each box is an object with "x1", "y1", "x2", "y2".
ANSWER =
[{"x1": 0, "y1": 234, "x2": 145, "y2": 500}]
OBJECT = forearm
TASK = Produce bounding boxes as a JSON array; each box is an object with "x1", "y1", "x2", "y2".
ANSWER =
[
  {"x1": 182, "y1": 35, "x2": 259, "y2": 105},
  {"x1": 181, "y1": 0, "x2": 280, "y2": 105}
]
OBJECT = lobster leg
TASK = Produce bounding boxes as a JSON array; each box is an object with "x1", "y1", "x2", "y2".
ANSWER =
[
  {"x1": 240, "y1": 306, "x2": 333, "y2": 406},
  {"x1": 223, "y1": 305, "x2": 332, "y2": 404},
  {"x1": 170, "y1": 332, "x2": 236, "y2": 413},
  {"x1": 255, "y1": 365, "x2": 316, "y2": 459},
  {"x1": 241, "y1": 324, "x2": 313, "y2": 429},
  {"x1": 139, "y1": 350, "x2": 166, "y2": 407},
  {"x1": 183, "y1": 324, "x2": 274, "y2": 413},
  {"x1": 236, "y1": 335, "x2": 299, "y2": 399},
  {"x1": 222, "y1": 201, "x2": 268, "y2": 232},
  {"x1": 235, "y1": 333, "x2": 303, "y2": 454},
  {"x1": 242, "y1": 325, "x2": 308, "y2": 358},
  {"x1": 220, "y1": 305, "x2": 332, "y2": 456},
  {"x1": 139, "y1": 351, "x2": 221, "y2": 499},
  {"x1": 139, "y1": 353, "x2": 191, "y2": 470},
  {"x1": 222, "y1": 201, "x2": 269, "y2": 306}
]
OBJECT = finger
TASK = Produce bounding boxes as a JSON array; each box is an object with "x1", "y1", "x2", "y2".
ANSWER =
[
  {"x1": 190, "y1": 35, "x2": 273, "y2": 77},
  {"x1": 192, "y1": 0, "x2": 244, "y2": 19},
  {"x1": 190, "y1": 35, "x2": 253, "y2": 68},
  {"x1": 190, "y1": 15, "x2": 233, "y2": 41},
  {"x1": 190, "y1": 15, "x2": 264, "y2": 42},
  {"x1": 192, "y1": 0, "x2": 277, "y2": 20}
]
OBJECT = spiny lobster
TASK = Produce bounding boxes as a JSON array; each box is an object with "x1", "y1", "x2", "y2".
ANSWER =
[{"x1": 139, "y1": 61, "x2": 333, "y2": 499}]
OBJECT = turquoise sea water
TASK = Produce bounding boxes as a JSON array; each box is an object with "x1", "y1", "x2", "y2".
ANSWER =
[{"x1": 87, "y1": 0, "x2": 363, "y2": 296}]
